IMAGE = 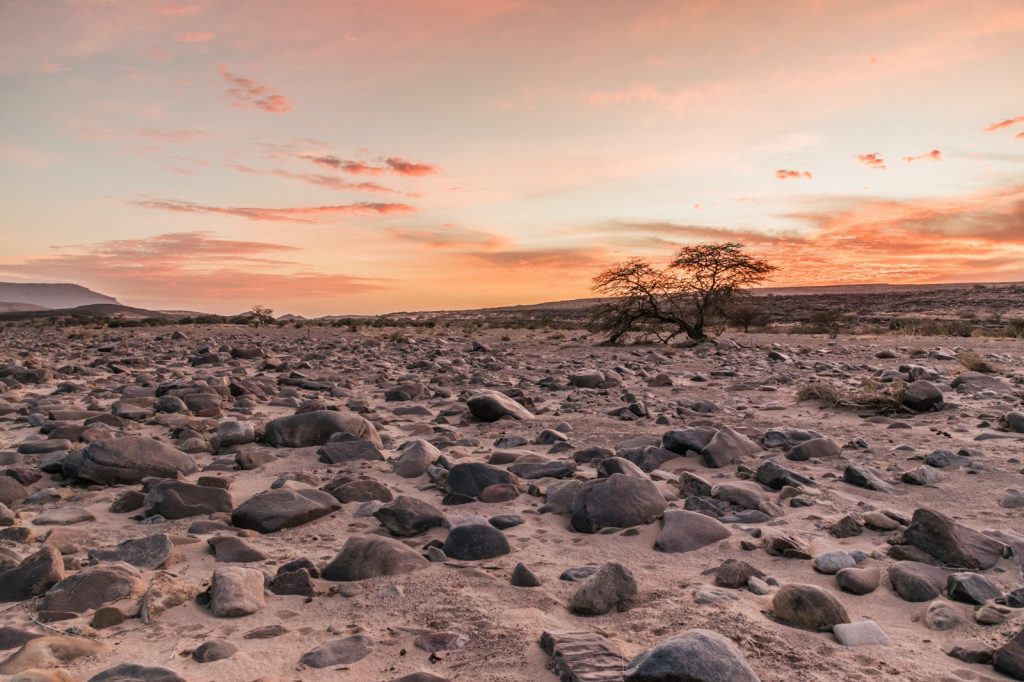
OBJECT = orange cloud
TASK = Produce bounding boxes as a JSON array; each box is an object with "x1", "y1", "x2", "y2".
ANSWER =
[
  {"x1": 228, "y1": 164, "x2": 399, "y2": 194},
  {"x1": 131, "y1": 198, "x2": 414, "y2": 222},
  {"x1": 902, "y1": 149, "x2": 942, "y2": 163},
  {"x1": 159, "y1": 4, "x2": 199, "y2": 15},
  {"x1": 3, "y1": 232, "x2": 386, "y2": 309},
  {"x1": 385, "y1": 157, "x2": 439, "y2": 176},
  {"x1": 219, "y1": 66, "x2": 292, "y2": 114},
  {"x1": 176, "y1": 32, "x2": 214, "y2": 42},
  {"x1": 1017, "y1": 131, "x2": 1024, "y2": 140},
  {"x1": 591, "y1": 185, "x2": 1024, "y2": 286},
  {"x1": 856, "y1": 153, "x2": 886, "y2": 169},
  {"x1": 305, "y1": 155, "x2": 440, "y2": 176},
  {"x1": 984, "y1": 115, "x2": 1024, "y2": 132},
  {"x1": 775, "y1": 169, "x2": 813, "y2": 180},
  {"x1": 388, "y1": 226, "x2": 510, "y2": 250},
  {"x1": 137, "y1": 128, "x2": 209, "y2": 143}
]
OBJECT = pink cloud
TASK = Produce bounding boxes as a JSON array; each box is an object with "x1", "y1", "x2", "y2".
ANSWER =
[
  {"x1": 902, "y1": 149, "x2": 942, "y2": 163},
  {"x1": 385, "y1": 157, "x2": 439, "y2": 176},
  {"x1": 388, "y1": 226, "x2": 510, "y2": 250},
  {"x1": 176, "y1": 32, "x2": 214, "y2": 43},
  {"x1": 775, "y1": 169, "x2": 813, "y2": 180},
  {"x1": 983, "y1": 115, "x2": 1024, "y2": 132},
  {"x1": 159, "y1": 4, "x2": 199, "y2": 15},
  {"x1": 856, "y1": 153, "x2": 886, "y2": 169},
  {"x1": 131, "y1": 198, "x2": 415, "y2": 222},
  {"x1": 228, "y1": 164, "x2": 399, "y2": 194},
  {"x1": 137, "y1": 128, "x2": 209, "y2": 143},
  {"x1": 306, "y1": 155, "x2": 440, "y2": 176},
  {"x1": 219, "y1": 65, "x2": 292, "y2": 114}
]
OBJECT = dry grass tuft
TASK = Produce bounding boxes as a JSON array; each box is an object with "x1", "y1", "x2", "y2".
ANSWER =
[
  {"x1": 957, "y1": 350, "x2": 996, "y2": 373},
  {"x1": 796, "y1": 378, "x2": 908, "y2": 412}
]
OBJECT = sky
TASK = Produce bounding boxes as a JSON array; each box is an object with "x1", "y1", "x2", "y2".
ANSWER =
[{"x1": 0, "y1": 0, "x2": 1022, "y2": 316}]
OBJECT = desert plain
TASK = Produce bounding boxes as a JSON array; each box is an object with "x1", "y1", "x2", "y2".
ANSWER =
[{"x1": 0, "y1": 322, "x2": 1022, "y2": 682}]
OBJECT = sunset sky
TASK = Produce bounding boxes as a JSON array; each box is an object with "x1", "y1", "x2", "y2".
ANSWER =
[{"x1": 1, "y1": 0, "x2": 1022, "y2": 315}]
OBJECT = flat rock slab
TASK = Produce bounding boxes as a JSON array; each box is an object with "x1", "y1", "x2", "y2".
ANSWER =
[{"x1": 539, "y1": 630, "x2": 627, "y2": 682}]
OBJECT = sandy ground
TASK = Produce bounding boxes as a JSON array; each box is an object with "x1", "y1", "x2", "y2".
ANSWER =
[{"x1": 0, "y1": 325, "x2": 1022, "y2": 681}]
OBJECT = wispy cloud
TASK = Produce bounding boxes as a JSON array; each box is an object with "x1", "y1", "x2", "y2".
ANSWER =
[
  {"x1": 176, "y1": 32, "x2": 214, "y2": 42},
  {"x1": 856, "y1": 153, "x2": 886, "y2": 169},
  {"x1": 159, "y1": 4, "x2": 199, "y2": 15},
  {"x1": 219, "y1": 65, "x2": 292, "y2": 114},
  {"x1": 306, "y1": 155, "x2": 440, "y2": 176},
  {"x1": 902, "y1": 149, "x2": 942, "y2": 163},
  {"x1": 388, "y1": 225, "x2": 510, "y2": 250},
  {"x1": 131, "y1": 198, "x2": 415, "y2": 222},
  {"x1": 228, "y1": 164, "x2": 399, "y2": 194},
  {"x1": 137, "y1": 128, "x2": 209, "y2": 143},
  {"x1": 983, "y1": 115, "x2": 1024, "y2": 132},
  {"x1": 775, "y1": 169, "x2": 813, "y2": 180}
]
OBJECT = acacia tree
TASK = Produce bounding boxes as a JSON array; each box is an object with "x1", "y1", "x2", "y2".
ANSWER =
[
  {"x1": 591, "y1": 242, "x2": 775, "y2": 343},
  {"x1": 249, "y1": 304, "x2": 275, "y2": 328}
]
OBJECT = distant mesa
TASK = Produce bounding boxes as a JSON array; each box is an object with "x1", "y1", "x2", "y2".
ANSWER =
[{"x1": 0, "y1": 282, "x2": 119, "y2": 310}]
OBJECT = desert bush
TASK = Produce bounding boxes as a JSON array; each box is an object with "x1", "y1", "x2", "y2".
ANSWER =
[
  {"x1": 957, "y1": 350, "x2": 996, "y2": 373},
  {"x1": 797, "y1": 378, "x2": 908, "y2": 411}
]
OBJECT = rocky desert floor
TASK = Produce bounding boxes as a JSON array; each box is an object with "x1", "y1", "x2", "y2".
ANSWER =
[{"x1": 0, "y1": 324, "x2": 1023, "y2": 682}]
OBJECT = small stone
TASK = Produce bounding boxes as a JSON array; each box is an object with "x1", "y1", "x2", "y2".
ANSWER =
[
  {"x1": 568, "y1": 562, "x2": 637, "y2": 616},
  {"x1": 924, "y1": 599, "x2": 964, "y2": 631},
  {"x1": 192, "y1": 639, "x2": 237, "y2": 662},
  {"x1": 813, "y1": 551, "x2": 856, "y2": 575},
  {"x1": 300, "y1": 635, "x2": 374, "y2": 668},
  {"x1": 833, "y1": 621, "x2": 890, "y2": 646},
  {"x1": 836, "y1": 566, "x2": 879, "y2": 595},
  {"x1": 772, "y1": 584, "x2": 850, "y2": 631},
  {"x1": 209, "y1": 566, "x2": 265, "y2": 618},
  {"x1": 511, "y1": 562, "x2": 541, "y2": 587},
  {"x1": 90, "y1": 607, "x2": 124, "y2": 629}
]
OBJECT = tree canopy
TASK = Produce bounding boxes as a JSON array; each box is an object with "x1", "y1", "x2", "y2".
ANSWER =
[{"x1": 591, "y1": 242, "x2": 776, "y2": 343}]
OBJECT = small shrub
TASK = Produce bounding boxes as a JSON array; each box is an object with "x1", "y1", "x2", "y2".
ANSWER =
[
  {"x1": 957, "y1": 350, "x2": 996, "y2": 373},
  {"x1": 796, "y1": 378, "x2": 907, "y2": 412}
]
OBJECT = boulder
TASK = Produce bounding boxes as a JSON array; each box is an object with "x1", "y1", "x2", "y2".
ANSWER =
[
  {"x1": 322, "y1": 535, "x2": 428, "y2": 581},
  {"x1": 40, "y1": 563, "x2": 143, "y2": 613},
  {"x1": 772, "y1": 584, "x2": 850, "y2": 631},
  {"x1": 373, "y1": 495, "x2": 445, "y2": 537},
  {"x1": 889, "y1": 561, "x2": 949, "y2": 602},
  {"x1": 62, "y1": 437, "x2": 197, "y2": 485},
  {"x1": 623, "y1": 629, "x2": 760, "y2": 682},
  {"x1": 231, "y1": 488, "x2": 340, "y2": 533},
  {"x1": 88, "y1": 534, "x2": 174, "y2": 570},
  {"x1": 88, "y1": 664, "x2": 186, "y2": 682},
  {"x1": 568, "y1": 562, "x2": 637, "y2": 616},
  {"x1": 209, "y1": 566, "x2": 265, "y2": 617},
  {"x1": 394, "y1": 440, "x2": 440, "y2": 478},
  {"x1": 143, "y1": 479, "x2": 233, "y2": 519},
  {"x1": 700, "y1": 427, "x2": 760, "y2": 468},
  {"x1": 654, "y1": 510, "x2": 731, "y2": 553},
  {"x1": 466, "y1": 391, "x2": 534, "y2": 422},
  {"x1": 786, "y1": 438, "x2": 841, "y2": 461},
  {"x1": 264, "y1": 410, "x2": 382, "y2": 448},
  {"x1": 0, "y1": 547, "x2": 65, "y2": 602},
  {"x1": 902, "y1": 380, "x2": 944, "y2": 412},
  {"x1": 300, "y1": 635, "x2": 374, "y2": 668},
  {"x1": 994, "y1": 628, "x2": 1024, "y2": 680},
  {"x1": 442, "y1": 517, "x2": 511, "y2": 560},
  {"x1": 446, "y1": 462, "x2": 517, "y2": 499},
  {"x1": 902, "y1": 508, "x2": 1003, "y2": 569},
  {"x1": 0, "y1": 636, "x2": 110, "y2": 675},
  {"x1": 570, "y1": 474, "x2": 667, "y2": 533}
]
